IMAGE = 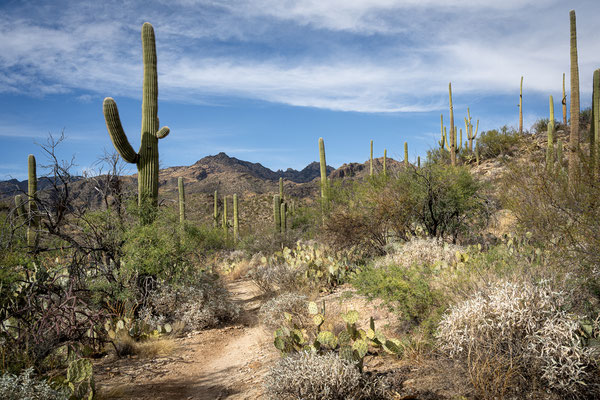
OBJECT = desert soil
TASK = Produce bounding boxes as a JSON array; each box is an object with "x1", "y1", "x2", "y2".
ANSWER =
[{"x1": 94, "y1": 279, "x2": 276, "y2": 399}]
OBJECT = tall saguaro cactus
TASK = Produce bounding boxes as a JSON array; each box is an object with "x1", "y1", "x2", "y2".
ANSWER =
[
  {"x1": 369, "y1": 140, "x2": 374, "y2": 176},
  {"x1": 404, "y1": 142, "x2": 409, "y2": 168},
  {"x1": 279, "y1": 177, "x2": 284, "y2": 202},
  {"x1": 233, "y1": 194, "x2": 239, "y2": 243},
  {"x1": 319, "y1": 138, "x2": 329, "y2": 207},
  {"x1": 103, "y1": 23, "x2": 170, "y2": 210},
  {"x1": 16, "y1": 155, "x2": 39, "y2": 248},
  {"x1": 449, "y1": 83, "x2": 456, "y2": 166},
  {"x1": 273, "y1": 194, "x2": 281, "y2": 232},
  {"x1": 222, "y1": 195, "x2": 228, "y2": 238},
  {"x1": 178, "y1": 177, "x2": 185, "y2": 224},
  {"x1": 519, "y1": 76, "x2": 523, "y2": 135},
  {"x1": 213, "y1": 190, "x2": 218, "y2": 227},
  {"x1": 280, "y1": 202, "x2": 287, "y2": 232},
  {"x1": 569, "y1": 10, "x2": 580, "y2": 183},
  {"x1": 547, "y1": 96, "x2": 555, "y2": 168},
  {"x1": 591, "y1": 69, "x2": 600, "y2": 176},
  {"x1": 383, "y1": 149, "x2": 387, "y2": 176},
  {"x1": 562, "y1": 73, "x2": 568, "y2": 125}
]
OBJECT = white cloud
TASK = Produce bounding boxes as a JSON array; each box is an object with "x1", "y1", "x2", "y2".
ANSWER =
[{"x1": 0, "y1": 0, "x2": 598, "y2": 112}]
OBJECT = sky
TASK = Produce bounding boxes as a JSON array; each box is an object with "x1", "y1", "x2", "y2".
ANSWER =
[{"x1": 0, "y1": 0, "x2": 599, "y2": 180}]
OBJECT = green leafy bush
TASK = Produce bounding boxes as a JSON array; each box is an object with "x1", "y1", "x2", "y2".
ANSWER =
[
  {"x1": 352, "y1": 263, "x2": 444, "y2": 334},
  {"x1": 477, "y1": 125, "x2": 521, "y2": 159},
  {"x1": 324, "y1": 165, "x2": 489, "y2": 252}
]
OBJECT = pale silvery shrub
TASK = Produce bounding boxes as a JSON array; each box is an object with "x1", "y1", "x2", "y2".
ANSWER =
[{"x1": 437, "y1": 280, "x2": 598, "y2": 396}]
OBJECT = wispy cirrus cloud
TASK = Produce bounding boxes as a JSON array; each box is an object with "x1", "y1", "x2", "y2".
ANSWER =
[{"x1": 0, "y1": 0, "x2": 598, "y2": 113}]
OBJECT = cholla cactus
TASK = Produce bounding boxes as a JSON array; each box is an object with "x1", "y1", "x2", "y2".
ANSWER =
[{"x1": 437, "y1": 280, "x2": 598, "y2": 395}]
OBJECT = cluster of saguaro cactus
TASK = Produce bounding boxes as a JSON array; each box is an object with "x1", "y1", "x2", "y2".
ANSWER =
[
  {"x1": 273, "y1": 180, "x2": 292, "y2": 234},
  {"x1": 103, "y1": 23, "x2": 170, "y2": 211},
  {"x1": 15, "y1": 154, "x2": 39, "y2": 248},
  {"x1": 465, "y1": 108, "x2": 479, "y2": 152}
]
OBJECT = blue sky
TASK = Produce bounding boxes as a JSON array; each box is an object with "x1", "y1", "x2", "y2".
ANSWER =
[{"x1": 1, "y1": 0, "x2": 599, "y2": 180}]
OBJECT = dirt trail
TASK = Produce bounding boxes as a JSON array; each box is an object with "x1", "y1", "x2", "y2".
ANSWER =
[{"x1": 95, "y1": 280, "x2": 276, "y2": 399}]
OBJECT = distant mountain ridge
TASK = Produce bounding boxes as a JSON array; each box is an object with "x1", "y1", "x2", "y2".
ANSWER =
[{"x1": 0, "y1": 153, "x2": 336, "y2": 202}]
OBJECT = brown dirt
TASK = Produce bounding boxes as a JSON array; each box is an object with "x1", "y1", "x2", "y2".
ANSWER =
[{"x1": 94, "y1": 279, "x2": 277, "y2": 399}]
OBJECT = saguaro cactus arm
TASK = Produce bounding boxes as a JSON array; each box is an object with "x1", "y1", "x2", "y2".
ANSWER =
[
  {"x1": 157, "y1": 126, "x2": 170, "y2": 139},
  {"x1": 103, "y1": 98, "x2": 139, "y2": 164}
]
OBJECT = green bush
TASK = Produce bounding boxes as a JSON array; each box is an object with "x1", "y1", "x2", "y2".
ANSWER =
[
  {"x1": 477, "y1": 125, "x2": 521, "y2": 159},
  {"x1": 352, "y1": 263, "x2": 444, "y2": 334},
  {"x1": 324, "y1": 165, "x2": 489, "y2": 254}
]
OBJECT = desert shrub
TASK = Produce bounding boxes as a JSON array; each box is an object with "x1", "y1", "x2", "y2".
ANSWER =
[
  {"x1": 259, "y1": 293, "x2": 308, "y2": 330},
  {"x1": 324, "y1": 165, "x2": 489, "y2": 254},
  {"x1": 122, "y1": 209, "x2": 227, "y2": 283},
  {"x1": 264, "y1": 352, "x2": 389, "y2": 400},
  {"x1": 501, "y1": 159, "x2": 600, "y2": 313},
  {"x1": 352, "y1": 263, "x2": 445, "y2": 334},
  {"x1": 437, "y1": 280, "x2": 600, "y2": 398},
  {"x1": 249, "y1": 263, "x2": 304, "y2": 295},
  {"x1": 138, "y1": 274, "x2": 239, "y2": 332},
  {"x1": 0, "y1": 368, "x2": 67, "y2": 400},
  {"x1": 477, "y1": 125, "x2": 521, "y2": 159},
  {"x1": 378, "y1": 238, "x2": 465, "y2": 269}
]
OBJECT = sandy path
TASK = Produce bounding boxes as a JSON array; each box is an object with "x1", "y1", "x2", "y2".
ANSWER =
[{"x1": 95, "y1": 280, "x2": 275, "y2": 399}]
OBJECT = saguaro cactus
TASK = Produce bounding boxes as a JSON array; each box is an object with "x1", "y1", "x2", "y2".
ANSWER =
[
  {"x1": 223, "y1": 195, "x2": 228, "y2": 238},
  {"x1": 369, "y1": 140, "x2": 374, "y2": 176},
  {"x1": 213, "y1": 190, "x2": 218, "y2": 227},
  {"x1": 465, "y1": 108, "x2": 478, "y2": 152},
  {"x1": 383, "y1": 149, "x2": 387, "y2": 176},
  {"x1": 103, "y1": 23, "x2": 170, "y2": 210},
  {"x1": 16, "y1": 155, "x2": 39, "y2": 248},
  {"x1": 449, "y1": 83, "x2": 456, "y2": 166},
  {"x1": 319, "y1": 138, "x2": 329, "y2": 206},
  {"x1": 178, "y1": 177, "x2": 185, "y2": 224},
  {"x1": 547, "y1": 96, "x2": 555, "y2": 168},
  {"x1": 592, "y1": 69, "x2": 600, "y2": 176},
  {"x1": 280, "y1": 202, "x2": 287, "y2": 232},
  {"x1": 519, "y1": 76, "x2": 523, "y2": 135},
  {"x1": 279, "y1": 177, "x2": 284, "y2": 202},
  {"x1": 404, "y1": 142, "x2": 409, "y2": 168},
  {"x1": 562, "y1": 73, "x2": 568, "y2": 125},
  {"x1": 569, "y1": 9, "x2": 580, "y2": 183},
  {"x1": 233, "y1": 193, "x2": 239, "y2": 243},
  {"x1": 273, "y1": 194, "x2": 281, "y2": 232}
]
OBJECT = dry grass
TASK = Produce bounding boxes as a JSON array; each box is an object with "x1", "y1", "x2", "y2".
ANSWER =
[
  {"x1": 110, "y1": 333, "x2": 175, "y2": 358},
  {"x1": 132, "y1": 338, "x2": 176, "y2": 358}
]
